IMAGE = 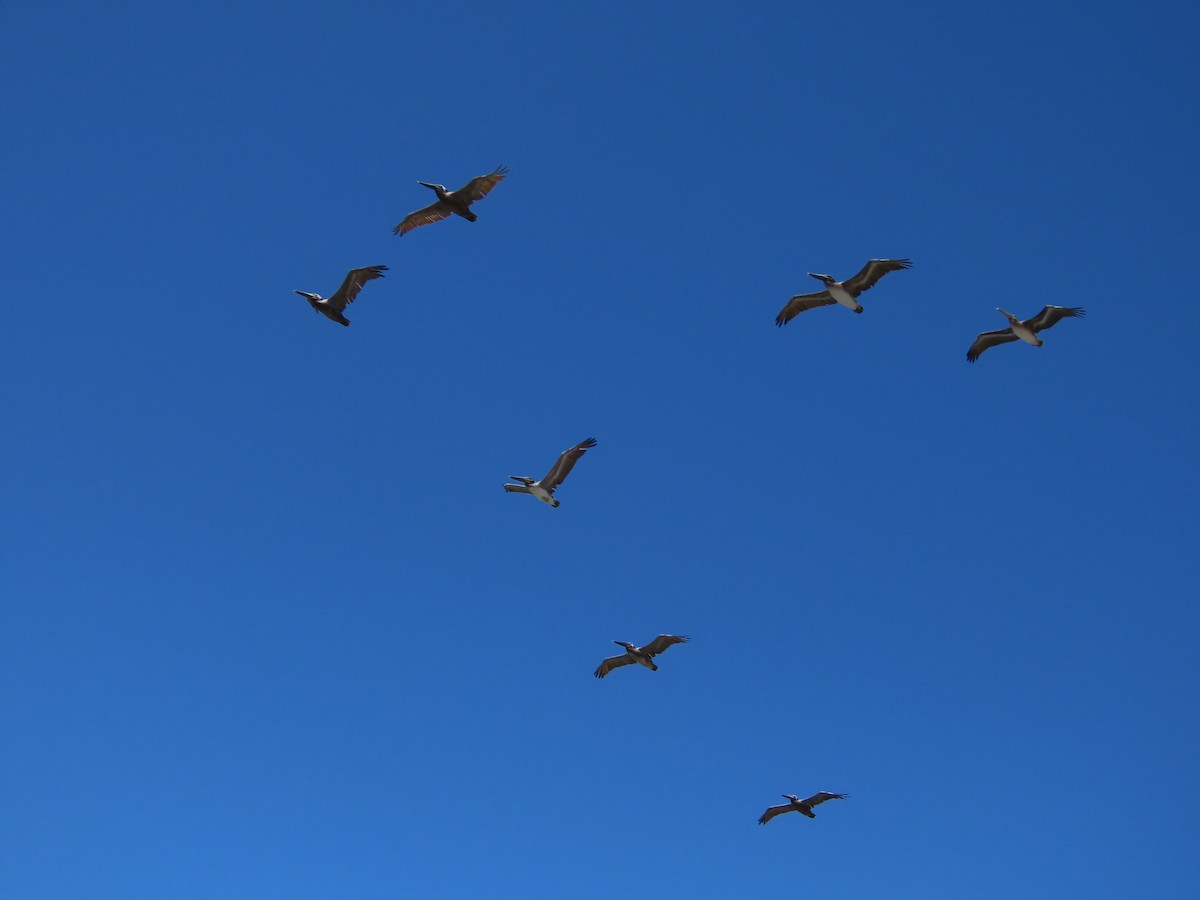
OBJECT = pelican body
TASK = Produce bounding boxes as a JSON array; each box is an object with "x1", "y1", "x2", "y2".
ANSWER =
[
  {"x1": 293, "y1": 265, "x2": 388, "y2": 327},
  {"x1": 966, "y1": 306, "x2": 1085, "y2": 362},
  {"x1": 757, "y1": 792, "x2": 848, "y2": 824},
  {"x1": 393, "y1": 165, "x2": 508, "y2": 235},
  {"x1": 775, "y1": 259, "x2": 911, "y2": 327},
  {"x1": 504, "y1": 437, "x2": 596, "y2": 508},
  {"x1": 593, "y1": 635, "x2": 690, "y2": 678}
]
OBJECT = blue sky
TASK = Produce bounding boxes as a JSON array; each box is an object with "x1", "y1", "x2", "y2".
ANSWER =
[{"x1": 3, "y1": 0, "x2": 1198, "y2": 897}]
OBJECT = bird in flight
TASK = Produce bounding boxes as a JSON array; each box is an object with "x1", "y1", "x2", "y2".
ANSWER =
[
  {"x1": 393, "y1": 165, "x2": 509, "y2": 235},
  {"x1": 503, "y1": 437, "x2": 597, "y2": 508},
  {"x1": 775, "y1": 259, "x2": 911, "y2": 326},
  {"x1": 293, "y1": 265, "x2": 388, "y2": 327},
  {"x1": 758, "y1": 791, "x2": 849, "y2": 824},
  {"x1": 966, "y1": 306, "x2": 1085, "y2": 362},
  {"x1": 594, "y1": 634, "x2": 690, "y2": 678}
]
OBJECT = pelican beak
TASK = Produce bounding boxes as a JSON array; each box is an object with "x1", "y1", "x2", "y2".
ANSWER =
[
  {"x1": 418, "y1": 181, "x2": 438, "y2": 190},
  {"x1": 294, "y1": 290, "x2": 316, "y2": 299}
]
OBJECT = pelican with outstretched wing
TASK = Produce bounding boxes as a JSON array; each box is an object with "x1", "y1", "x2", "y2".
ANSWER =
[
  {"x1": 393, "y1": 165, "x2": 509, "y2": 235},
  {"x1": 594, "y1": 635, "x2": 690, "y2": 678},
  {"x1": 293, "y1": 265, "x2": 388, "y2": 327},
  {"x1": 775, "y1": 259, "x2": 911, "y2": 326},
  {"x1": 503, "y1": 437, "x2": 596, "y2": 508},
  {"x1": 967, "y1": 306, "x2": 1085, "y2": 362},
  {"x1": 758, "y1": 792, "x2": 848, "y2": 824}
]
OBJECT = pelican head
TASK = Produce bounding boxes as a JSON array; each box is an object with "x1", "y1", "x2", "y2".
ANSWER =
[
  {"x1": 783, "y1": 794, "x2": 800, "y2": 802},
  {"x1": 294, "y1": 290, "x2": 321, "y2": 301},
  {"x1": 613, "y1": 641, "x2": 634, "y2": 650},
  {"x1": 807, "y1": 272, "x2": 834, "y2": 284},
  {"x1": 418, "y1": 181, "x2": 446, "y2": 192}
]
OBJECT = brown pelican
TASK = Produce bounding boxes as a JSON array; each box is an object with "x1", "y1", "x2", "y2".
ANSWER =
[
  {"x1": 392, "y1": 165, "x2": 509, "y2": 235},
  {"x1": 775, "y1": 259, "x2": 911, "y2": 326},
  {"x1": 758, "y1": 792, "x2": 848, "y2": 824},
  {"x1": 593, "y1": 635, "x2": 689, "y2": 678},
  {"x1": 293, "y1": 265, "x2": 388, "y2": 327},
  {"x1": 503, "y1": 437, "x2": 596, "y2": 508},
  {"x1": 966, "y1": 306, "x2": 1085, "y2": 362}
]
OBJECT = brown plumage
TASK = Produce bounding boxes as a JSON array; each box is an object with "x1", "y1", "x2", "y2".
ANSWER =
[{"x1": 393, "y1": 165, "x2": 509, "y2": 235}]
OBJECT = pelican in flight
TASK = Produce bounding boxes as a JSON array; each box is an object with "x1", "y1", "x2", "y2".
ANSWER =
[
  {"x1": 593, "y1": 635, "x2": 690, "y2": 678},
  {"x1": 503, "y1": 437, "x2": 596, "y2": 508},
  {"x1": 393, "y1": 165, "x2": 509, "y2": 235},
  {"x1": 758, "y1": 792, "x2": 849, "y2": 825},
  {"x1": 966, "y1": 306, "x2": 1085, "y2": 362},
  {"x1": 293, "y1": 265, "x2": 388, "y2": 327},
  {"x1": 775, "y1": 259, "x2": 911, "y2": 326}
]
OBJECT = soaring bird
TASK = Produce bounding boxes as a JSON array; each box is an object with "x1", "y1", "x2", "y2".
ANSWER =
[
  {"x1": 503, "y1": 437, "x2": 597, "y2": 508},
  {"x1": 775, "y1": 259, "x2": 911, "y2": 326},
  {"x1": 393, "y1": 165, "x2": 509, "y2": 235},
  {"x1": 593, "y1": 635, "x2": 690, "y2": 678},
  {"x1": 293, "y1": 265, "x2": 388, "y2": 327},
  {"x1": 758, "y1": 792, "x2": 848, "y2": 825},
  {"x1": 966, "y1": 306, "x2": 1085, "y2": 362}
]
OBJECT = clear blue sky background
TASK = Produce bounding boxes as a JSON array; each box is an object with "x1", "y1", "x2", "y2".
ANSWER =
[{"x1": 3, "y1": 1, "x2": 1198, "y2": 897}]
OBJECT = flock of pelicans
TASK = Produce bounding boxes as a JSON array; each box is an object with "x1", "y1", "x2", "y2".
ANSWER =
[{"x1": 292, "y1": 165, "x2": 1089, "y2": 829}]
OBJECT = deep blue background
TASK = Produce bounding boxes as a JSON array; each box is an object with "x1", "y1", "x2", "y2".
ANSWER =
[{"x1": 3, "y1": 1, "x2": 1197, "y2": 896}]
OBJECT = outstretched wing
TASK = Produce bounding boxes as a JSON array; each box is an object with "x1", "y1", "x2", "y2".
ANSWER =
[
  {"x1": 594, "y1": 653, "x2": 635, "y2": 678},
  {"x1": 455, "y1": 165, "x2": 509, "y2": 202},
  {"x1": 842, "y1": 258, "x2": 912, "y2": 295},
  {"x1": 803, "y1": 791, "x2": 848, "y2": 807},
  {"x1": 758, "y1": 804, "x2": 793, "y2": 825},
  {"x1": 540, "y1": 437, "x2": 597, "y2": 492},
  {"x1": 641, "y1": 634, "x2": 690, "y2": 658},
  {"x1": 393, "y1": 199, "x2": 454, "y2": 235},
  {"x1": 327, "y1": 265, "x2": 388, "y2": 312},
  {"x1": 966, "y1": 328, "x2": 1018, "y2": 363},
  {"x1": 775, "y1": 291, "x2": 836, "y2": 327},
  {"x1": 1024, "y1": 305, "x2": 1085, "y2": 333}
]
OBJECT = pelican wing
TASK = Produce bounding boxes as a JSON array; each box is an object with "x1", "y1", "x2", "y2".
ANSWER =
[
  {"x1": 842, "y1": 258, "x2": 912, "y2": 295},
  {"x1": 640, "y1": 634, "x2": 690, "y2": 657},
  {"x1": 1024, "y1": 305, "x2": 1085, "y2": 333},
  {"x1": 455, "y1": 165, "x2": 509, "y2": 202},
  {"x1": 327, "y1": 265, "x2": 388, "y2": 312},
  {"x1": 803, "y1": 791, "x2": 848, "y2": 807},
  {"x1": 594, "y1": 653, "x2": 635, "y2": 678},
  {"x1": 503, "y1": 483, "x2": 532, "y2": 495},
  {"x1": 393, "y1": 199, "x2": 455, "y2": 235},
  {"x1": 966, "y1": 328, "x2": 1019, "y2": 363},
  {"x1": 540, "y1": 437, "x2": 597, "y2": 492},
  {"x1": 775, "y1": 291, "x2": 836, "y2": 327},
  {"x1": 758, "y1": 804, "x2": 795, "y2": 825}
]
